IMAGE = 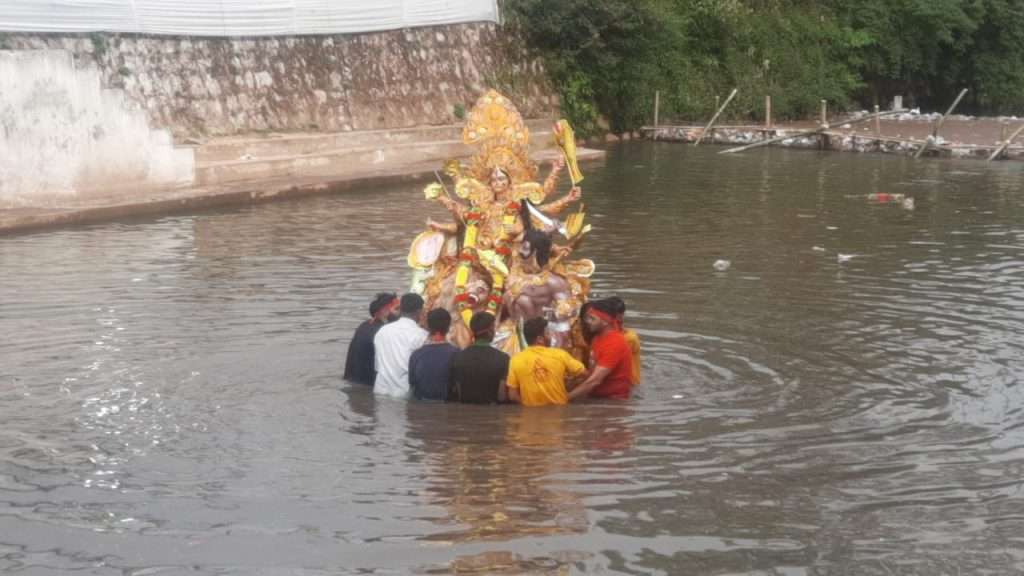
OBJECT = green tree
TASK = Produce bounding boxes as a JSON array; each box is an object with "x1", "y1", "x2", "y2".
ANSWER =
[{"x1": 505, "y1": 0, "x2": 1024, "y2": 135}]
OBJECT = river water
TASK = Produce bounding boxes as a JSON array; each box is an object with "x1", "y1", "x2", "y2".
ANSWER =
[{"x1": 2, "y1": 143, "x2": 1024, "y2": 575}]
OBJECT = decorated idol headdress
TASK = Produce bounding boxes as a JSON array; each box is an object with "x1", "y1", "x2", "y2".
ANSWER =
[{"x1": 462, "y1": 90, "x2": 538, "y2": 184}]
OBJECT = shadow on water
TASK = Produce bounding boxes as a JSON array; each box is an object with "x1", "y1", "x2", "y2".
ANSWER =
[{"x1": 2, "y1": 142, "x2": 1024, "y2": 573}]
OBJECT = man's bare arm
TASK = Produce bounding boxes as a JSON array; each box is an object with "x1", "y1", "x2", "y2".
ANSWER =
[
  {"x1": 507, "y1": 384, "x2": 520, "y2": 404},
  {"x1": 568, "y1": 366, "x2": 611, "y2": 401}
]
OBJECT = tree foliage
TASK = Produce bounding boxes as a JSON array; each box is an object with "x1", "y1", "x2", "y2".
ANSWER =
[{"x1": 504, "y1": 0, "x2": 1024, "y2": 135}]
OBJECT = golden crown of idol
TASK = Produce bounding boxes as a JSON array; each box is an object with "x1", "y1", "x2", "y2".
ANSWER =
[{"x1": 407, "y1": 90, "x2": 595, "y2": 358}]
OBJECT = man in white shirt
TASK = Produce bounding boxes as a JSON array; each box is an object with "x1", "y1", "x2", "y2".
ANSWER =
[{"x1": 373, "y1": 293, "x2": 428, "y2": 397}]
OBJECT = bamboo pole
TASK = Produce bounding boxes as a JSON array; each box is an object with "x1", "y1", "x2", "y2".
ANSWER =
[
  {"x1": 765, "y1": 95, "x2": 772, "y2": 129},
  {"x1": 914, "y1": 88, "x2": 968, "y2": 159},
  {"x1": 820, "y1": 100, "x2": 828, "y2": 126},
  {"x1": 695, "y1": 88, "x2": 738, "y2": 147},
  {"x1": 653, "y1": 90, "x2": 660, "y2": 128},
  {"x1": 987, "y1": 123, "x2": 1024, "y2": 162},
  {"x1": 720, "y1": 110, "x2": 901, "y2": 155},
  {"x1": 874, "y1": 105, "x2": 881, "y2": 137}
]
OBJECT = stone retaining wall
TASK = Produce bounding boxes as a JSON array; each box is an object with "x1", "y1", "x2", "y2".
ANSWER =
[{"x1": 4, "y1": 22, "x2": 555, "y2": 139}]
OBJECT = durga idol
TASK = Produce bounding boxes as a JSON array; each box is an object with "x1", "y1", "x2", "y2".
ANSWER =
[{"x1": 406, "y1": 90, "x2": 595, "y2": 355}]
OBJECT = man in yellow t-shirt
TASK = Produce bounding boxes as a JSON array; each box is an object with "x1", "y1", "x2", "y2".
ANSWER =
[{"x1": 508, "y1": 317, "x2": 587, "y2": 406}]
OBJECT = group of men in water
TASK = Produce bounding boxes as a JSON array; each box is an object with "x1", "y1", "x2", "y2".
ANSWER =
[{"x1": 343, "y1": 292, "x2": 640, "y2": 405}]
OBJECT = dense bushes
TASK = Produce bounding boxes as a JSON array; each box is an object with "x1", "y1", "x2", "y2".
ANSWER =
[{"x1": 504, "y1": 0, "x2": 1024, "y2": 135}]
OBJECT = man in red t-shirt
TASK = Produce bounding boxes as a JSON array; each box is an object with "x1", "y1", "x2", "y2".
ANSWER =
[{"x1": 568, "y1": 300, "x2": 634, "y2": 401}]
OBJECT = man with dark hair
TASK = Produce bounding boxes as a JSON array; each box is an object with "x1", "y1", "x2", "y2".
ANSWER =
[
  {"x1": 373, "y1": 293, "x2": 428, "y2": 398},
  {"x1": 408, "y1": 308, "x2": 458, "y2": 401},
  {"x1": 344, "y1": 292, "x2": 398, "y2": 386},
  {"x1": 449, "y1": 312, "x2": 509, "y2": 404},
  {"x1": 606, "y1": 296, "x2": 641, "y2": 386},
  {"x1": 568, "y1": 299, "x2": 634, "y2": 401},
  {"x1": 507, "y1": 317, "x2": 587, "y2": 406}
]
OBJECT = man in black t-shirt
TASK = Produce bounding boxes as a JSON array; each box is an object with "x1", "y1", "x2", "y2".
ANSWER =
[
  {"x1": 449, "y1": 312, "x2": 509, "y2": 404},
  {"x1": 343, "y1": 292, "x2": 397, "y2": 386}
]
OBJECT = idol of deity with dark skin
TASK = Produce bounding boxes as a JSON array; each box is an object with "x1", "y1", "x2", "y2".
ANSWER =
[{"x1": 505, "y1": 229, "x2": 575, "y2": 348}]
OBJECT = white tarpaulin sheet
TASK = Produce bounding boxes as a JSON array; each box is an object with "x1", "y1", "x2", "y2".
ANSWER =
[{"x1": 0, "y1": 0, "x2": 500, "y2": 36}]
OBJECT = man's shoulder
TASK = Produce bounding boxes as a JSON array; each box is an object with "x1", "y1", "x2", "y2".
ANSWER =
[
  {"x1": 594, "y1": 330, "x2": 631, "y2": 356},
  {"x1": 552, "y1": 347, "x2": 582, "y2": 365},
  {"x1": 463, "y1": 344, "x2": 505, "y2": 356},
  {"x1": 408, "y1": 345, "x2": 428, "y2": 361},
  {"x1": 599, "y1": 330, "x2": 629, "y2": 346},
  {"x1": 510, "y1": 348, "x2": 532, "y2": 365},
  {"x1": 462, "y1": 345, "x2": 509, "y2": 364},
  {"x1": 375, "y1": 321, "x2": 398, "y2": 337}
]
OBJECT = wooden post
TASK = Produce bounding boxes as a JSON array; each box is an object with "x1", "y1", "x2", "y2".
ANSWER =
[
  {"x1": 695, "y1": 88, "x2": 739, "y2": 147},
  {"x1": 874, "y1": 105, "x2": 881, "y2": 137},
  {"x1": 720, "y1": 110, "x2": 901, "y2": 155},
  {"x1": 765, "y1": 95, "x2": 772, "y2": 129},
  {"x1": 653, "y1": 90, "x2": 660, "y2": 129},
  {"x1": 820, "y1": 100, "x2": 828, "y2": 127},
  {"x1": 915, "y1": 88, "x2": 968, "y2": 159},
  {"x1": 988, "y1": 123, "x2": 1024, "y2": 162}
]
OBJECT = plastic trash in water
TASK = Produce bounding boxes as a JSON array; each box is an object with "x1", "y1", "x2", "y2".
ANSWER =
[
  {"x1": 866, "y1": 193, "x2": 915, "y2": 211},
  {"x1": 812, "y1": 246, "x2": 827, "y2": 252},
  {"x1": 672, "y1": 394, "x2": 684, "y2": 399},
  {"x1": 713, "y1": 259, "x2": 731, "y2": 272},
  {"x1": 837, "y1": 253, "x2": 856, "y2": 263},
  {"x1": 867, "y1": 193, "x2": 906, "y2": 204}
]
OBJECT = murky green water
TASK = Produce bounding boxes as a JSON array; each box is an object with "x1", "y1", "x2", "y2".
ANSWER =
[{"x1": 3, "y1": 143, "x2": 1024, "y2": 574}]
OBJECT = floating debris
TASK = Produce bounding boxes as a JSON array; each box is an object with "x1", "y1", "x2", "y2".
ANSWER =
[
  {"x1": 866, "y1": 193, "x2": 915, "y2": 211},
  {"x1": 713, "y1": 259, "x2": 732, "y2": 272},
  {"x1": 867, "y1": 193, "x2": 906, "y2": 203},
  {"x1": 837, "y1": 253, "x2": 856, "y2": 263}
]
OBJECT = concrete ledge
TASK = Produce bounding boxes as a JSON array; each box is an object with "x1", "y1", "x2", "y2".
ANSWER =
[
  {"x1": 195, "y1": 130, "x2": 558, "y2": 187},
  {"x1": 195, "y1": 119, "x2": 557, "y2": 163},
  {"x1": 0, "y1": 147, "x2": 606, "y2": 237}
]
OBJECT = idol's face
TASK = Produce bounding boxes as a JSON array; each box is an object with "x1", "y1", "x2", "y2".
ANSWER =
[
  {"x1": 489, "y1": 168, "x2": 510, "y2": 193},
  {"x1": 518, "y1": 239, "x2": 533, "y2": 260}
]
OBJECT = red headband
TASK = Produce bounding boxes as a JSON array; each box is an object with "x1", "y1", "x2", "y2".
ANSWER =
[{"x1": 587, "y1": 308, "x2": 615, "y2": 324}]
